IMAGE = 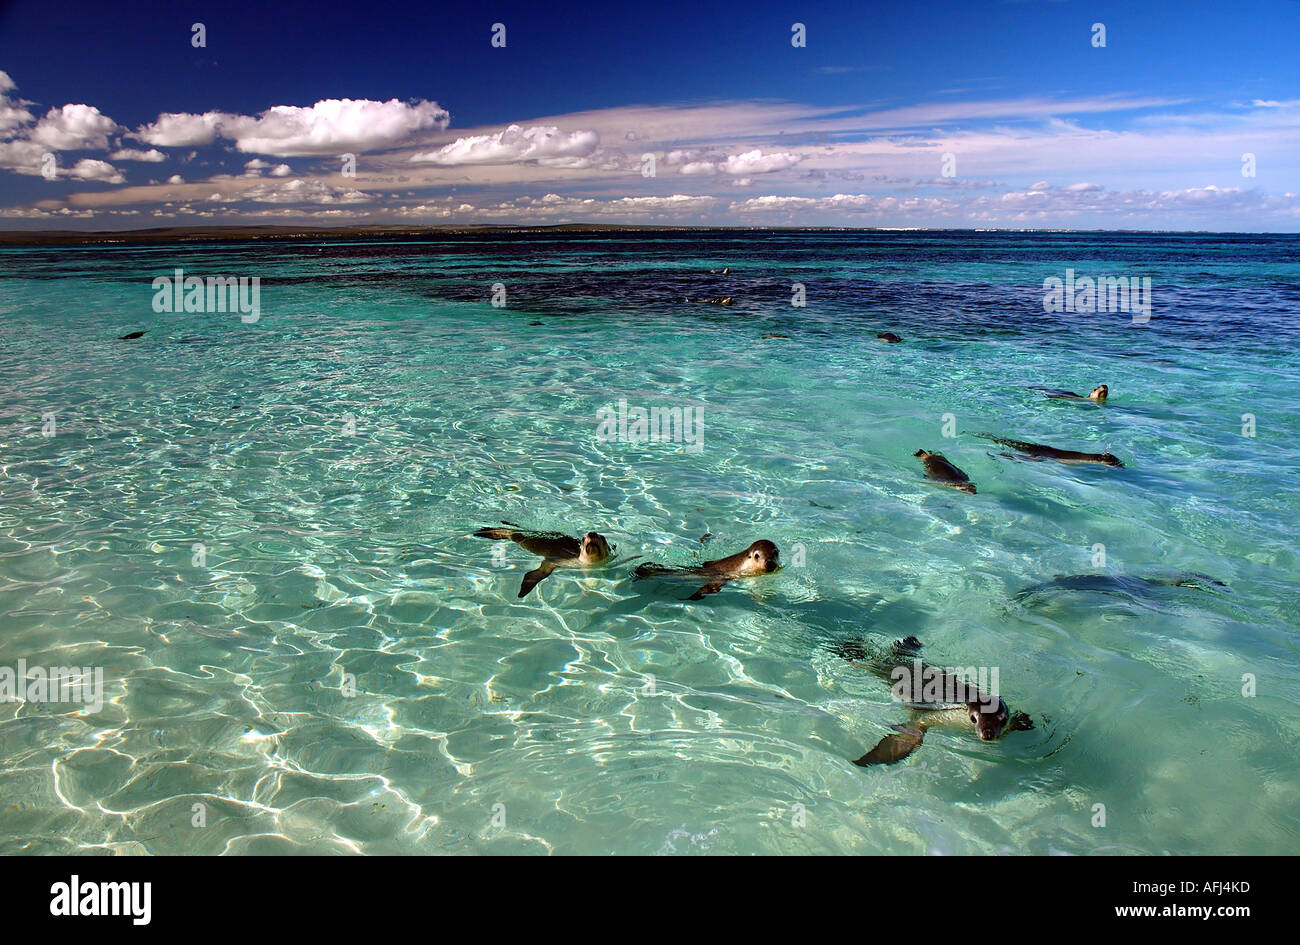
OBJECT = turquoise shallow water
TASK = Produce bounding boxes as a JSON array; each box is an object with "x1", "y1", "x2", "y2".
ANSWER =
[{"x1": 0, "y1": 230, "x2": 1297, "y2": 855}]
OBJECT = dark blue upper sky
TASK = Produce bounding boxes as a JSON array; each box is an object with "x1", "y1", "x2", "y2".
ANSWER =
[
  {"x1": 2, "y1": 0, "x2": 1298, "y2": 228},
  {"x1": 4, "y1": 0, "x2": 1296, "y2": 128}
]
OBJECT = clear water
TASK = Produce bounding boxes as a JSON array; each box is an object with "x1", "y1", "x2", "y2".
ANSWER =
[{"x1": 0, "y1": 230, "x2": 1296, "y2": 855}]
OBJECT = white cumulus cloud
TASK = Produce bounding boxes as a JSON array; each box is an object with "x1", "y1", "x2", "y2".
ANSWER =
[
  {"x1": 224, "y1": 98, "x2": 449, "y2": 156},
  {"x1": 134, "y1": 111, "x2": 226, "y2": 147},
  {"x1": 67, "y1": 158, "x2": 124, "y2": 183},
  {"x1": 0, "y1": 138, "x2": 48, "y2": 175},
  {"x1": 409, "y1": 124, "x2": 598, "y2": 165},
  {"x1": 0, "y1": 71, "x2": 34, "y2": 135},
  {"x1": 30, "y1": 104, "x2": 120, "y2": 150},
  {"x1": 721, "y1": 149, "x2": 801, "y2": 174},
  {"x1": 109, "y1": 147, "x2": 165, "y2": 162},
  {"x1": 675, "y1": 149, "x2": 801, "y2": 176},
  {"x1": 135, "y1": 99, "x2": 449, "y2": 156}
]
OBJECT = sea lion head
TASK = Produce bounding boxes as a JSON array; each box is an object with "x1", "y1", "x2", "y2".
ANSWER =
[
  {"x1": 1088, "y1": 384, "x2": 1109, "y2": 402},
  {"x1": 579, "y1": 532, "x2": 612, "y2": 564},
  {"x1": 1099, "y1": 452, "x2": 1124, "y2": 467},
  {"x1": 741, "y1": 539, "x2": 781, "y2": 574},
  {"x1": 968, "y1": 698, "x2": 1011, "y2": 741}
]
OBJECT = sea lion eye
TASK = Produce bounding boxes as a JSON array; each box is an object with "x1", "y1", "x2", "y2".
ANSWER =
[{"x1": 969, "y1": 710, "x2": 980, "y2": 724}]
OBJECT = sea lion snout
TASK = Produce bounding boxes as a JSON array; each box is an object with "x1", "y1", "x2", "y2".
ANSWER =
[
  {"x1": 580, "y1": 532, "x2": 611, "y2": 561},
  {"x1": 1089, "y1": 384, "x2": 1109, "y2": 402},
  {"x1": 746, "y1": 539, "x2": 780, "y2": 573},
  {"x1": 969, "y1": 698, "x2": 1011, "y2": 740}
]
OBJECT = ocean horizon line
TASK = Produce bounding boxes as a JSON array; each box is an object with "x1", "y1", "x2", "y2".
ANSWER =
[{"x1": 2, "y1": 223, "x2": 1298, "y2": 246}]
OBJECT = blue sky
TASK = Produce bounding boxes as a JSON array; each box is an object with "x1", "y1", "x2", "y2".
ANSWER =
[{"x1": 1, "y1": 0, "x2": 1298, "y2": 229}]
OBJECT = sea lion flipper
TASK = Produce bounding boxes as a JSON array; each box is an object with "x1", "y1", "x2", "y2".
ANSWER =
[
  {"x1": 474, "y1": 527, "x2": 515, "y2": 541},
  {"x1": 832, "y1": 639, "x2": 870, "y2": 662},
  {"x1": 518, "y1": 560, "x2": 558, "y2": 598},
  {"x1": 687, "y1": 580, "x2": 727, "y2": 601},
  {"x1": 853, "y1": 727, "x2": 925, "y2": 766},
  {"x1": 1007, "y1": 711, "x2": 1034, "y2": 732}
]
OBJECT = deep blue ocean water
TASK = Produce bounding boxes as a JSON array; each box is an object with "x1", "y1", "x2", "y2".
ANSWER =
[{"x1": 0, "y1": 230, "x2": 1296, "y2": 854}]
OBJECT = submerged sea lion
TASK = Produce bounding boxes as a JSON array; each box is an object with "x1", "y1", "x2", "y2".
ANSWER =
[
  {"x1": 692, "y1": 296, "x2": 734, "y2": 306},
  {"x1": 761, "y1": 333, "x2": 791, "y2": 340},
  {"x1": 474, "y1": 522, "x2": 613, "y2": 598},
  {"x1": 633, "y1": 539, "x2": 780, "y2": 600},
  {"x1": 835, "y1": 637, "x2": 1033, "y2": 765},
  {"x1": 1015, "y1": 572, "x2": 1228, "y2": 602},
  {"x1": 914, "y1": 449, "x2": 976, "y2": 494},
  {"x1": 877, "y1": 332, "x2": 903, "y2": 343},
  {"x1": 119, "y1": 330, "x2": 147, "y2": 340},
  {"x1": 979, "y1": 434, "x2": 1123, "y2": 467},
  {"x1": 1030, "y1": 384, "x2": 1108, "y2": 402}
]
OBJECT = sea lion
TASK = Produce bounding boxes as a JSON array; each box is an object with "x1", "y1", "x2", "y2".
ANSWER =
[
  {"x1": 1015, "y1": 572, "x2": 1228, "y2": 602},
  {"x1": 914, "y1": 449, "x2": 976, "y2": 494},
  {"x1": 979, "y1": 434, "x2": 1123, "y2": 467},
  {"x1": 119, "y1": 330, "x2": 147, "y2": 340},
  {"x1": 834, "y1": 637, "x2": 1033, "y2": 765},
  {"x1": 877, "y1": 332, "x2": 903, "y2": 343},
  {"x1": 1029, "y1": 384, "x2": 1108, "y2": 402},
  {"x1": 690, "y1": 296, "x2": 734, "y2": 306},
  {"x1": 474, "y1": 522, "x2": 613, "y2": 598},
  {"x1": 633, "y1": 539, "x2": 780, "y2": 600},
  {"x1": 761, "y1": 333, "x2": 791, "y2": 340}
]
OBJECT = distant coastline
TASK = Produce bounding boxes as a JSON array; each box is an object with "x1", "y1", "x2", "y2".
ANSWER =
[{"x1": 0, "y1": 224, "x2": 1293, "y2": 246}]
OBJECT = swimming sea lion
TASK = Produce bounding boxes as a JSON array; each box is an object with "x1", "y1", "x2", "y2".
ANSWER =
[
  {"x1": 633, "y1": 539, "x2": 780, "y2": 600},
  {"x1": 474, "y1": 522, "x2": 613, "y2": 598},
  {"x1": 1029, "y1": 384, "x2": 1108, "y2": 402},
  {"x1": 761, "y1": 333, "x2": 791, "y2": 340},
  {"x1": 1014, "y1": 572, "x2": 1228, "y2": 602},
  {"x1": 979, "y1": 434, "x2": 1123, "y2": 467},
  {"x1": 834, "y1": 637, "x2": 1033, "y2": 765},
  {"x1": 914, "y1": 449, "x2": 976, "y2": 494},
  {"x1": 877, "y1": 332, "x2": 903, "y2": 343},
  {"x1": 119, "y1": 330, "x2": 147, "y2": 340}
]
